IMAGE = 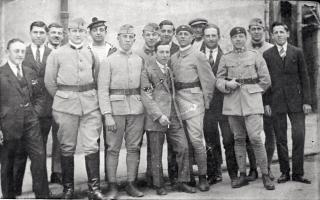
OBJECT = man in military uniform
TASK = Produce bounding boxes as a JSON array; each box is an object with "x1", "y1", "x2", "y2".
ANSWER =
[
  {"x1": 137, "y1": 23, "x2": 160, "y2": 64},
  {"x1": 45, "y1": 18, "x2": 104, "y2": 200},
  {"x1": 141, "y1": 41, "x2": 196, "y2": 195},
  {"x1": 247, "y1": 18, "x2": 275, "y2": 181},
  {"x1": 171, "y1": 25, "x2": 215, "y2": 192},
  {"x1": 98, "y1": 24, "x2": 145, "y2": 199},
  {"x1": 159, "y1": 20, "x2": 180, "y2": 55},
  {"x1": 216, "y1": 27, "x2": 274, "y2": 190},
  {"x1": 189, "y1": 18, "x2": 208, "y2": 51}
]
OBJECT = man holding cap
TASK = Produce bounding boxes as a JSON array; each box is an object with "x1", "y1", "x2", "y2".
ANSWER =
[
  {"x1": 189, "y1": 18, "x2": 208, "y2": 51},
  {"x1": 171, "y1": 25, "x2": 215, "y2": 192},
  {"x1": 216, "y1": 27, "x2": 274, "y2": 190},
  {"x1": 45, "y1": 18, "x2": 105, "y2": 200},
  {"x1": 98, "y1": 24, "x2": 145, "y2": 199},
  {"x1": 137, "y1": 23, "x2": 160, "y2": 64}
]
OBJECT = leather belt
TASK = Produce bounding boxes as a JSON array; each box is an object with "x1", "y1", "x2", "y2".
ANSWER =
[
  {"x1": 109, "y1": 88, "x2": 140, "y2": 95},
  {"x1": 225, "y1": 78, "x2": 259, "y2": 84},
  {"x1": 57, "y1": 83, "x2": 96, "y2": 92},
  {"x1": 175, "y1": 81, "x2": 201, "y2": 90}
]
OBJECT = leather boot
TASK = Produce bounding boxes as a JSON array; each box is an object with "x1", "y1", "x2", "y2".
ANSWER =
[
  {"x1": 232, "y1": 173, "x2": 249, "y2": 188},
  {"x1": 262, "y1": 174, "x2": 275, "y2": 190},
  {"x1": 187, "y1": 175, "x2": 196, "y2": 187},
  {"x1": 246, "y1": 169, "x2": 258, "y2": 182},
  {"x1": 61, "y1": 156, "x2": 74, "y2": 199},
  {"x1": 198, "y1": 175, "x2": 210, "y2": 192},
  {"x1": 85, "y1": 152, "x2": 105, "y2": 200},
  {"x1": 177, "y1": 182, "x2": 196, "y2": 193},
  {"x1": 105, "y1": 183, "x2": 118, "y2": 200},
  {"x1": 268, "y1": 167, "x2": 274, "y2": 181},
  {"x1": 125, "y1": 181, "x2": 144, "y2": 197}
]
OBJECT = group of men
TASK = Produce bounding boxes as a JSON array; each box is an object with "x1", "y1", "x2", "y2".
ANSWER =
[{"x1": 0, "y1": 15, "x2": 312, "y2": 200}]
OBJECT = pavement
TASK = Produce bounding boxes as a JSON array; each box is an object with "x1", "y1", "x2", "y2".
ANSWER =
[{"x1": 2, "y1": 113, "x2": 320, "y2": 199}]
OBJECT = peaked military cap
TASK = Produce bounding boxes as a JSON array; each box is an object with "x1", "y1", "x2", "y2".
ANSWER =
[
  {"x1": 88, "y1": 17, "x2": 107, "y2": 30},
  {"x1": 68, "y1": 18, "x2": 86, "y2": 30},
  {"x1": 188, "y1": 18, "x2": 208, "y2": 26},
  {"x1": 118, "y1": 24, "x2": 135, "y2": 35},
  {"x1": 230, "y1": 26, "x2": 247, "y2": 37},
  {"x1": 249, "y1": 18, "x2": 264, "y2": 28},
  {"x1": 176, "y1": 25, "x2": 193, "y2": 34}
]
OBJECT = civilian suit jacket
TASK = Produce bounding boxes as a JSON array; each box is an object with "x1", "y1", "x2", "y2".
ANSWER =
[
  {"x1": 23, "y1": 45, "x2": 52, "y2": 117},
  {"x1": 263, "y1": 44, "x2": 311, "y2": 114},
  {"x1": 200, "y1": 43, "x2": 224, "y2": 115},
  {"x1": 0, "y1": 63, "x2": 44, "y2": 141},
  {"x1": 170, "y1": 42, "x2": 180, "y2": 56}
]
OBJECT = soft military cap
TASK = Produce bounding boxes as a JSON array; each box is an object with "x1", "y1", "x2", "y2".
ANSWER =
[
  {"x1": 249, "y1": 18, "x2": 264, "y2": 28},
  {"x1": 176, "y1": 25, "x2": 193, "y2": 34},
  {"x1": 88, "y1": 17, "x2": 107, "y2": 30},
  {"x1": 143, "y1": 23, "x2": 160, "y2": 33},
  {"x1": 188, "y1": 18, "x2": 208, "y2": 26},
  {"x1": 68, "y1": 18, "x2": 86, "y2": 30},
  {"x1": 118, "y1": 24, "x2": 135, "y2": 35},
  {"x1": 230, "y1": 27, "x2": 247, "y2": 37}
]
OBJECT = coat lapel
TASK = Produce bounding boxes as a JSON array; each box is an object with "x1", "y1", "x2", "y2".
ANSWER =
[
  {"x1": 25, "y1": 45, "x2": 40, "y2": 72},
  {"x1": 2, "y1": 63, "x2": 24, "y2": 95},
  {"x1": 284, "y1": 44, "x2": 293, "y2": 70},
  {"x1": 212, "y1": 47, "x2": 223, "y2": 75},
  {"x1": 151, "y1": 60, "x2": 170, "y2": 92},
  {"x1": 271, "y1": 46, "x2": 284, "y2": 69}
]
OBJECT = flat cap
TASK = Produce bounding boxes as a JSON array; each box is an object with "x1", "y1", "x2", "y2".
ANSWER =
[
  {"x1": 88, "y1": 17, "x2": 107, "y2": 30},
  {"x1": 176, "y1": 25, "x2": 193, "y2": 34},
  {"x1": 68, "y1": 18, "x2": 86, "y2": 30},
  {"x1": 230, "y1": 26, "x2": 246, "y2": 37},
  {"x1": 118, "y1": 24, "x2": 135, "y2": 35},
  {"x1": 188, "y1": 18, "x2": 208, "y2": 26},
  {"x1": 143, "y1": 23, "x2": 160, "y2": 33},
  {"x1": 249, "y1": 18, "x2": 264, "y2": 28}
]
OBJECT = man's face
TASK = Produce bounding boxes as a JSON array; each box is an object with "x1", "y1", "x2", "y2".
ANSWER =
[
  {"x1": 48, "y1": 27, "x2": 63, "y2": 46},
  {"x1": 142, "y1": 30, "x2": 160, "y2": 48},
  {"x1": 191, "y1": 24, "x2": 205, "y2": 40},
  {"x1": 248, "y1": 25, "x2": 264, "y2": 42},
  {"x1": 176, "y1": 31, "x2": 193, "y2": 48},
  {"x1": 7, "y1": 41, "x2": 26, "y2": 65},
  {"x1": 117, "y1": 33, "x2": 135, "y2": 51},
  {"x1": 30, "y1": 26, "x2": 47, "y2": 46},
  {"x1": 155, "y1": 44, "x2": 170, "y2": 65},
  {"x1": 272, "y1": 25, "x2": 289, "y2": 46},
  {"x1": 90, "y1": 25, "x2": 107, "y2": 43},
  {"x1": 160, "y1": 25, "x2": 174, "y2": 44},
  {"x1": 231, "y1": 33, "x2": 247, "y2": 49},
  {"x1": 68, "y1": 28, "x2": 86, "y2": 44},
  {"x1": 204, "y1": 27, "x2": 219, "y2": 49}
]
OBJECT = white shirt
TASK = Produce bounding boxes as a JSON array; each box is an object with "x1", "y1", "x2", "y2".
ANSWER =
[
  {"x1": 90, "y1": 43, "x2": 112, "y2": 62},
  {"x1": 205, "y1": 46, "x2": 218, "y2": 63},
  {"x1": 8, "y1": 59, "x2": 23, "y2": 77},
  {"x1": 276, "y1": 42, "x2": 288, "y2": 54},
  {"x1": 180, "y1": 44, "x2": 192, "y2": 52},
  {"x1": 31, "y1": 43, "x2": 45, "y2": 63},
  {"x1": 156, "y1": 60, "x2": 168, "y2": 74},
  {"x1": 192, "y1": 39, "x2": 203, "y2": 51}
]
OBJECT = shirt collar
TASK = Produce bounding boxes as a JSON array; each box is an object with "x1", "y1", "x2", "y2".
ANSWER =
[
  {"x1": 180, "y1": 44, "x2": 192, "y2": 52},
  {"x1": 119, "y1": 47, "x2": 132, "y2": 55},
  {"x1": 47, "y1": 42, "x2": 59, "y2": 50},
  {"x1": 8, "y1": 59, "x2": 20, "y2": 69},
  {"x1": 155, "y1": 60, "x2": 168, "y2": 73},
  {"x1": 69, "y1": 41, "x2": 83, "y2": 49},
  {"x1": 276, "y1": 42, "x2": 288, "y2": 52},
  {"x1": 31, "y1": 43, "x2": 45, "y2": 50},
  {"x1": 233, "y1": 46, "x2": 246, "y2": 53},
  {"x1": 205, "y1": 46, "x2": 218, "y2": 53}
]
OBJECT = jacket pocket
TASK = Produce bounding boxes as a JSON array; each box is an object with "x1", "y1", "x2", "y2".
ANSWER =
[
  {"x1": 55, "y1": 91, "x2": 72, "y2": 99},
  {"x1": 247, "y1": 84, "x2": 264, "y2": 94}
]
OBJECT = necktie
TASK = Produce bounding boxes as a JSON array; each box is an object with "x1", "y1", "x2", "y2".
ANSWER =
[
  {"x1": 279, "y1": 46, "x2": 286, "y2": 59},
  {"x1": 36, "y1": 46, "x2": 41, "y2": 63},
  {"x1": 16, "y1": 65, "x2": 22, "y2": 80},
  {"x1": 209, "y1": 50, "x2": 214, "y2": 66},
  {"x1": 252, "y1": 42, "x2": 263, "y2": 49}
]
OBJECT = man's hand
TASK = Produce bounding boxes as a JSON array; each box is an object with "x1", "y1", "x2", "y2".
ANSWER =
[
  {"x1": 159, "y1": 115, "x2": 170, "y2": 127},
  {"x1": 104, "y1": 114, "x2": 117, "y2": 133},
  {"x1": 264, "y1": 105, "x2": 272, "y2": 116},
  {"x1": 0, "y1": 130, "x2": 3, "y2": 145},
  {"x1": 303, "y1": 104, "x2": 312, "y2": 114},
  {"x1": 226, "y1": 78, "x2": 241, "y2": 90}
]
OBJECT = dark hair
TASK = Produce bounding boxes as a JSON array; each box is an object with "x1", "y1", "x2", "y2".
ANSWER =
[
  {"x1": 48, "y1": 22, "x2": 63, "y2": 30},
  {"x1": 271, "y1": 21, "x2": 289, "y2": 33},
  {"x1": 30, "y1": 21, "x2": 48, "y2": 32},
  {"x1": 203, "y1": 23, "x2": 220, "y2": 37},
  {"x1": 159, "y1": 20, "x2": 175, "y2": 31},
  {"x1": 7, "y1": 38, "x2": 24, "y2": 50},
  {"x1": 154, "y1": 40, "x2": 170, "y2": 52}
]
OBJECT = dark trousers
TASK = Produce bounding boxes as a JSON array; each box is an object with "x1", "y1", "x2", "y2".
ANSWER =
[
  {"x1": 13, "y1": 116, "x2": 53, "y2": 193},
  {"x1": 273, "y1": 112, "x2": 306, "y2": 176},
  {"x1": 1, "y1": 109, "x2": 49, "y2": 198}
]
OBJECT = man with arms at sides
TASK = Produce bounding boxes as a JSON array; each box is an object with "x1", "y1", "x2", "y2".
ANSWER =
[
  {"x1": 216, "y1": 27, "x2": 274, "y2": 190},
  {"x1": 171, "y1": 25, "x2": 215, "y2": 192},
  {"x1": 141, "y1": 41, "x2": 196, "y2": 195},
  {"x1": 200, "y1": 23, "x2": 238, "y2": 187},
  {"x1": 98, "y1": 24, "x2": 145, "y2": 199},
  {"x1": 14, "y1": 21, "x2": 52, "y2": 195},
  {"x1": 189, "y1": 18, "x2": 208, "y2": 51},
  {"x1": 0, "y1": 38, "x2": 49, "y2": 199},
  {"x1": 247, "y1": 18, "x2": 275, "y2": 181},
  {"x1": 47, "y1": 22, "x2": 64, "y2": 50},
  {"x1": 159, "y1": 20, "x2": 179, "y2": 55},
  {"x1": 45, "y1": 18, "x2": 105, "y2": 200},
  {"x1": 263, "y1": 21, "x2": 312, "y2": 184}
]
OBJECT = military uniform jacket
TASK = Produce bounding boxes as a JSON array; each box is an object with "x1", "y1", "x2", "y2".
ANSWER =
[
  {"x1": 216, "y1": 48, "x2": 271, "y2": 116},
  {"x1": 263, "y1": 44, "x2": 311, "y2": 114},
  {"x1": 171, "y1": 46, "x2": 215, "y2": 120},
  {"x1": 141, "y1": 58, "x2": 183, "y2": 131},
  {"x1": 98, "y1": 49, "x2": 144, "y2": 115},
  {"x1": 136, "y1": 46, "x2": 156, "y2": 65},
  {"x1": 44, "y1": 43, "x2": 100, "y2": 116}
]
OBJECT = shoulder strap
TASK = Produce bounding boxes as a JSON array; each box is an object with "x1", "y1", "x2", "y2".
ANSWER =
[{"x1": 87, "y1": 46, "x2": 96, "y2": 85}]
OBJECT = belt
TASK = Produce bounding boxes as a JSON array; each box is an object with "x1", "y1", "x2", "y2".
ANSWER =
[
  {"x1": 225, "y1": 78, "x2": 259, "y2": 84},
  {"x1": 57, "y1": 83, "x2": 96, "y2": 92},
  {"x1": 109, "y1": 88, "x2": 140, "y2": 95},
  {"x1": 175, "y1": 81, "x2": 201, "y2": 90}
]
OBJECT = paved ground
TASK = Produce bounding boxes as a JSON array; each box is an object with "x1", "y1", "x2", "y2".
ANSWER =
[{"x1": 2, "y1": 113, "x2": 319, "y2": 199}]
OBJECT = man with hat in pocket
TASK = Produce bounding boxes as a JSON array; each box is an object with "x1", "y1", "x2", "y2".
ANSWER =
[
  {"x1": 45, "y1": 18, "x2": 105, "y2": 200},
  {"x1": 216, "y1": 26, "x2": 275, "y2": 190}
]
